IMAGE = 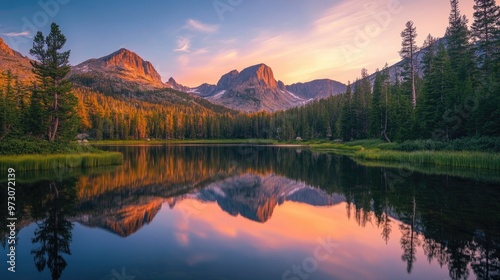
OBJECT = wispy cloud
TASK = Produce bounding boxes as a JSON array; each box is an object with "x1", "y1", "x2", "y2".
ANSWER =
[
  {"x1": 184, "y1": 19, "x2": 219, "y2": 33},
  {"x1": 2, "y1": 31, "x2": 31, "y2": 37},
  {"x1": 173, "y1": 36, "x2": 191, "y2": 52}
]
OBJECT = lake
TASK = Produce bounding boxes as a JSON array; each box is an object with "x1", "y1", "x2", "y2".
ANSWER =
[{"x1": 1, "y1": 145, "x2": 499, "y2": 280}]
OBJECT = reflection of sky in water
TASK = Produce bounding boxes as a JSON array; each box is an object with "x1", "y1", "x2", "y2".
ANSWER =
[{"x1": 5, "y1": 199, "x2": 451, "y2": 280}]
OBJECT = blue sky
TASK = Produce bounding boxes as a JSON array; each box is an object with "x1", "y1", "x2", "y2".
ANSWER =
[{"x1": 1, "y1": 0, "x2": 475, "y2": 86}]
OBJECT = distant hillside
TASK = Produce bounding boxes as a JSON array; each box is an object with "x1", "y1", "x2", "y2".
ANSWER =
[
  {"x1": 286, "y1": 79, "x2": 347, "y2": 100},
  {"x1": 0, "y1": 37, "x2": 35, "y2": 85}
]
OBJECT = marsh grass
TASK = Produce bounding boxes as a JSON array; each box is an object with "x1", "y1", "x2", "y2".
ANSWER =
[
  {"x1": 355, "y1": 150, "x2": 500, "y2": 170},
  {"x1": 311, "y1": 141, "x2": 500, "y2": 170},
  {"x1": 0, "y1": 152, "x2": 123, "y2": 172},
  {"x1": 352, "y1": 158, "x2": 500, "y2": 183}
]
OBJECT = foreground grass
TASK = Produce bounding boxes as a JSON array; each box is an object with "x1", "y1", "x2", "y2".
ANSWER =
[
  {"x1": 0, "y1": 152, "x2": 123, "y2": 172},
  {"x1": 352, "y1": 158, "x2": 500, "y2": 183},
  {"x1": 355, "y1": 150, "x2": 500, "y2": 170},
  {"x1": 311, "y1": 142, "x2": 500, "y2": 170},
  {"x1": 0, "y1": 139, "x2": 124, "y2": 171}
]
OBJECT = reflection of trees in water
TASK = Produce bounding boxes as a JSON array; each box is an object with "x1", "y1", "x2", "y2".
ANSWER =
[
  {"x1": 399, "y1": 197, "x2": 421, "y2": 274},
  {"x1": 472, "y1": 231, "x2": 500, "y2": 280},
  {"x1": 321, "y1": 152, "x2": 500, "y2": 280},
  {"x1": 30, "y1": 179, "x2": 76, "y2": 280}
]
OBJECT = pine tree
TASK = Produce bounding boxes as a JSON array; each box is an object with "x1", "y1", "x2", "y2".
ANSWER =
[
  {"x1": 30, "y1": 23, "x2": 78, "y2": 141},
  {"x1": 381, "y1": 67, "x2": 391, "y2": 142},
  {"x1": 471, "y1": 0, "x2": 500, "y2": 136},
  {"x1": 471, "y1": 0, "x2": 499, "y2": 76},
  {"x1": 352, "y1": 80, "x2": 365, "y2": 140},
  {"x1": 0, "y1": 70, "x2": 21, "y2": 140},
  {"x1": 446, "y1": 0, "x2": 476, "y2": 82},
  {"x1": 400, "y1": 21, "x2": 419, "y2": 108},
  {"x1": 25, "y1": 84, "x2": 47, "y2": 138},
  {"x1": 370, "y1": 70, "x2": 384, "y2": 139},
  {"x1": 341, "y1": 83, "x2": 353, "y2": 141},
  {"x1": 420, "y1": 43, "x2": 457, "y2": 139},
  {"x1": 422, "y1": 34, "x2": 438, "y2": 75}
]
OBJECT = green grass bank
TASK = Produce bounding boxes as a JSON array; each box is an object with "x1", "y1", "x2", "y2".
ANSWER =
[{"x1": 310, "y1": 138, "x2": 500, "y2": 171}]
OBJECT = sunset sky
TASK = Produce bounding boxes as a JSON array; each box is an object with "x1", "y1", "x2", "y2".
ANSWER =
[{"x1": 1, "y1": 0, "x2": 475, "y2": 86}]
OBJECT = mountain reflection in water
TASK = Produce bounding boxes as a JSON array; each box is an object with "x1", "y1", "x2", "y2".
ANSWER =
[{"x1": 0, "y1": 145, "x2": 499, "y2": 280}]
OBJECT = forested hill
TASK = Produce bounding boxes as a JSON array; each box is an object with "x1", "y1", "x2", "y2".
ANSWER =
[{"x1": 0, "y1": 33, "x2": 237, "y2": 141}]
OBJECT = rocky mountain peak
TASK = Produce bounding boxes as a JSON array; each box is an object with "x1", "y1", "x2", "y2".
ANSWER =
[
  {"x1": 238, "y1": 63, "x2": 278, "y2": 89},
  {"x1": 167, "y1": 77, "x2": 191, "y2": 92},
  {"x1": 99, "y1": 48, "x2": 162, "y2": 83},
  {"x1": 71, "y1": 48, "x2": 165, "y2": 91},
  {"x1": 0, "y1": 37, "x2": 35, "y2": 84},
  {"x1": 0, "y1": 37, "x2": 22, "y2": 57},
  {"x1": 216, "y1": 69, "x2": 240, "y2": 88}
]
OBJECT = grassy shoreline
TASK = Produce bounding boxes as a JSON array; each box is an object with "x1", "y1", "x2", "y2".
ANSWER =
[
  {"x1": 310, "y1": 142, "x2": 500, "y2": 171},
  {"x1": 92, "y1": 138, "x2": 500, "y2": 170},
  {"x1": 0, "y1": 139, "x2": 124, "y2": 171},
  {"x1": 1, "y1": 138, "x2": 498, "y2": 172},
  {"x1": 0, "y1": 152, "x2": 123, "y2": 172}
]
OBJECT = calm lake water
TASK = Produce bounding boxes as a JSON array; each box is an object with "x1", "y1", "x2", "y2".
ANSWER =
[{"x1": 1, "y1": 145, "x2": 499, "y2": 280}]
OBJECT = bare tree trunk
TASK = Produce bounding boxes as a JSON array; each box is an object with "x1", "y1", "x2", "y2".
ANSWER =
[{"x1": 411, "y1": 50, "x2": 417, "y2": 108}]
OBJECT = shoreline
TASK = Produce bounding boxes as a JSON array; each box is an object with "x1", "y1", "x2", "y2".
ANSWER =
[
  {"x1": 0, "y1": 152, "x2": 123, "y2": 172},
  {"x1": 310, "y1": 143, "x2": 500, "y2": 171},
  {"x1": 1, "y1": 139, "x2": 499, "y2": 172}
]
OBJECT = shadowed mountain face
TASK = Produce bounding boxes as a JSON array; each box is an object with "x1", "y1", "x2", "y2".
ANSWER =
[
  {"x1": 191, "y1": 64, "x2": 309, "y2": 112},
  {"x1": 286, "y1": 79, "x2": 347, "y2": 100},
  {"x1": 0, "y1": 37, "x2": 35, "y2": 85},
  {"x1": 362, "y1": 38, "x2": 447, "y2": 86}
]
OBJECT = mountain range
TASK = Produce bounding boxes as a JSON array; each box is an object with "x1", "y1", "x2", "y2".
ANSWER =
[
  {"x1": 1, "y1": 38, "x2": 347, "y2": 112},
  {"x1": 188, "y1": 64, "x2": 314, "y2": 112},
  {"x1": 1, "y1": 36, "x2": 431, "y2": 112}
]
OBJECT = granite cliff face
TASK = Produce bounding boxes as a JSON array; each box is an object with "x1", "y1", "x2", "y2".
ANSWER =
[{"x1": 101, "y1": 48, "x2": 163, "y2": 84}]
